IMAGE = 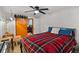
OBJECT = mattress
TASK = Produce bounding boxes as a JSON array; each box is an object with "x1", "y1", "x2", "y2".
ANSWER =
[{"x1": 21, "y1": 32, "x2": 77, "y2": 53}]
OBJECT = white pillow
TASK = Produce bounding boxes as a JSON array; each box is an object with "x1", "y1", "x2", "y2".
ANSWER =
[{"x1": 51, "y1": 28, "x2": 60, "y2": 34}]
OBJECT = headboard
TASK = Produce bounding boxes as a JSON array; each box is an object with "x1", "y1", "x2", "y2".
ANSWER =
[{"x1": 48, "y1": 27, "x2": 76, "y2": 37}]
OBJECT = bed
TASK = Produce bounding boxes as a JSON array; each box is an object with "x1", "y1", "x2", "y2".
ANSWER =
[{"x1": 20, "y1": 27, "x2": 77, "y2": 53}]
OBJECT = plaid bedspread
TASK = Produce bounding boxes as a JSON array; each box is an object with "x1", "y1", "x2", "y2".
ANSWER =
[{"x1": 21, "y1": 32, "x2": 77, "y2": 53}]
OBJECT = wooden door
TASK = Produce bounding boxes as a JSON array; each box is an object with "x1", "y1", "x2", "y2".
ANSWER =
[{"x1": 16, "y1": 18, "x2": 28, "y2": 37}]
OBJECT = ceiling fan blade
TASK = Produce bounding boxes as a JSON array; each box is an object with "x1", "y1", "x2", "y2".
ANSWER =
[
  {"x1": 39, "y1": 10, "x2": 46, "y2": 14},
  {"x1": 40, "y1": 8, "x2": 48, "y2": 10},
  {"x1": 29, "y1": 6, "x2": 35, "y2": 9},
  {"x1": 24, "y1": 10, "x2": 35, "y2": 13}
]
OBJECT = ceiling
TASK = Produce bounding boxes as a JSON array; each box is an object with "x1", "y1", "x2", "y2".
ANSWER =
[{"x1": 0, "y1": 6, "x2": 70, "y2": 18}]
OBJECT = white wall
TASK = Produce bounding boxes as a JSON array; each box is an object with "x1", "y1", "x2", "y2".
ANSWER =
[
  {"x1": 33, "y1": 17, "x2": 42, "y2": 34},
  {"x1": 39, "y1": 7, "x2": 79, "y2": 44},
  {"x1": 7, "y1": 20, "x2": 16, "y2": 36},
  {"x1": 0, "y1": 21, "x2": 5, "y2": 36},
  {"x1": 0, "y1": 9, "x2": 6, "y2": 36}
]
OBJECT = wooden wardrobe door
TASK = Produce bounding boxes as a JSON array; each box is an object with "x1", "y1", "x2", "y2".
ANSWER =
[{"x1": 16, "y1": 18, "x2": 28, "y2": 37}]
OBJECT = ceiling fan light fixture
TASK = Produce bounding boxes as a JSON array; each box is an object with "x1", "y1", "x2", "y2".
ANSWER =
[{"x1": 34, "y1": 10, "x2": 39, "y2": 14}]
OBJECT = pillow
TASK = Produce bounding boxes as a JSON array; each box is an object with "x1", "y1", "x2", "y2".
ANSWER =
[
  {"x1": 59, "y1": 28, "x2": 73, "y2": 36},
  {"x1": 48, "y1": 27, "x2": 52, "y2": 32},
  {"x1": 51, "y1": 28, "x2": 60, "y2": 34}
]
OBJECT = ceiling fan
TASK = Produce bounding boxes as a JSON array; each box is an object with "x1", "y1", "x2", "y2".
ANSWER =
[{"x1": 24, "y1": 6, "x2": 49, "y2": 15}]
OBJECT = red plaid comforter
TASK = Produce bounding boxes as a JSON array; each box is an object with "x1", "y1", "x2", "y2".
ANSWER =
[{"x1": 21, "y1": 32, "x2": 77, "y2": 53}]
